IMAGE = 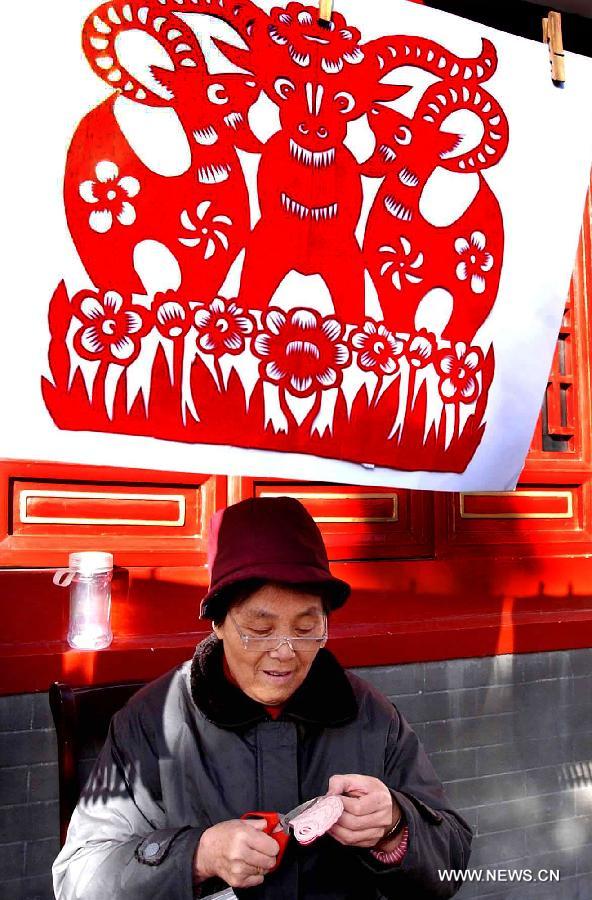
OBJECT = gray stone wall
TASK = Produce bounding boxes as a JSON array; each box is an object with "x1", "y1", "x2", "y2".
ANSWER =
[
  {"x1": 358, "y1": 648, "x2": 592, "y2": 899},
  {"x1": 0, "y1": 693, "x2": 59, "y2": 900},
  {"x1": 0, "y1": 648, "x2": 590, "y2": 899}
]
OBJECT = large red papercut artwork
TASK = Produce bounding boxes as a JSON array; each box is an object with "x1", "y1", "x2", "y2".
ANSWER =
[{"x1": 44, "y1": 0, "x2": 509, "y2": 473}]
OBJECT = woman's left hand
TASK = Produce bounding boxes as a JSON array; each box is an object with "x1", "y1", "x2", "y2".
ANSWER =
[{"x1": 326, "y1": 774, "x2": 401, "y2": 848}]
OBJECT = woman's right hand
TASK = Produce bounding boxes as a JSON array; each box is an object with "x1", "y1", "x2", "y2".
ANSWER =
[{"x1": 193, "y1": 818, "x2": 280, "y2": 888}]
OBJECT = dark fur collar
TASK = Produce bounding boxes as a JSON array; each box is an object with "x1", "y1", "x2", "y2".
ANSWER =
[{"x1": 189, "y1": 634, "x2": 357, "y2": 729}]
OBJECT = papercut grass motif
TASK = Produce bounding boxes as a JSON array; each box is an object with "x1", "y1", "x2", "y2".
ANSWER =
[{"x1": 44, "y1": 283, "x2": 493, "y2": 472}]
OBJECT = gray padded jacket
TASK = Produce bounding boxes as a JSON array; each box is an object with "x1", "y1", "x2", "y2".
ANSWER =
[{"x1": 52, "y1": 635, "x2": 472, "y2": 899}]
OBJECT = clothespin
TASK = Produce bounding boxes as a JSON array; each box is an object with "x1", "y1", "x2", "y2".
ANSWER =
[
  {"x1": 318, "y1": 0, "x2": 333, "y2": 29},
  {"x1": 542, "y1": 11, "x2": 566, "y2": 89}
]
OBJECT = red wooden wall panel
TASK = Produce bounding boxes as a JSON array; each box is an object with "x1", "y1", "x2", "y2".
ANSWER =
[
  {"x1": 229, "y1": 479, "x2": 434, "y2": 560},
  {"x1": 0, "y1": 460, "x2": 226, "y2": 567}
]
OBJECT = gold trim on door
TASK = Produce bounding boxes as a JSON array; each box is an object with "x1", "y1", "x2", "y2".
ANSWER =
[
  {"x1": 258, "y1": 491, "x2": 399, "y2": 523},
  {"x1": 459, "y1": 490, "x2": 573, "y2": 520},
  {"x1": 19, "y1": 490, "x2": 187, "y2": 527}
]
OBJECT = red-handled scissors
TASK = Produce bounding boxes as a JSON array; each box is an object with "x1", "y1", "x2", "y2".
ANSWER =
[{"x1": 241, "y1": 797, "x2": 322, "y2": 872}]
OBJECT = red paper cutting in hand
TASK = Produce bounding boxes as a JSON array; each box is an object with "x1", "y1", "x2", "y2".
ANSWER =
[{"x1": 291, "y1": 795, "x2": 344, "y2": 845}]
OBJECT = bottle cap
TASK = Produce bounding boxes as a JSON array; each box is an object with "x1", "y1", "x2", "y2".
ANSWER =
[{"x1": 68, "y1": 551, "x2": 114, "y2": 575}]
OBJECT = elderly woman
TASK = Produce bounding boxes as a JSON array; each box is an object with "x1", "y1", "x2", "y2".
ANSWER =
[{"x1": 53, "y1": 497, "x2": 472, "y2": 899}]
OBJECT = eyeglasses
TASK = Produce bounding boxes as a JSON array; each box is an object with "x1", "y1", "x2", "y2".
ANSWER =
[{"x1": 228, "y1": 613, "x2": 327, "y2": 654}]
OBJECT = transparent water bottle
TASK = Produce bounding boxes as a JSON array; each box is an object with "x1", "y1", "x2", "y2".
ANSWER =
[{"x1": 54, "y1": 552, "x2": 114, "y2": 650}]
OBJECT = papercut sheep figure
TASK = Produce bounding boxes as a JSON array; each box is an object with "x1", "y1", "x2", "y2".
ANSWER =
[
  {"x1": 363, "y1": 53, "x2": 509, "y2": 341},
  {"x1": 64, "y1": 1, "x2": 260, "y2": 299},
  {"x1": 207, "y1": 1, "x2": 507, "y2": 325}
]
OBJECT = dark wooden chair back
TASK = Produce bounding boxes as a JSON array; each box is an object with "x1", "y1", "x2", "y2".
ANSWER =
[{"x1": 49, "y1": 680, "x2": 145, "y2": 845}]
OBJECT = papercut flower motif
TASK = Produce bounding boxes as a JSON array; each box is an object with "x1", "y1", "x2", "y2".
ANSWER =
[
  {"x1": 268, "y1": 3, "x2": 364, "y2": 72},
  {"x1": 408, "y1": 330, "x2": 437, "y2": 369},
  {"x1": 350, "y1": 320, "x2": 404, "y2": 376},
  {"x1": 254, "y1": 308, "x2": 350, "y2": 397},
  {"x1": 455, "y1": 231, "x2": 494, "y2": 294},
  {"x1": 178, "y1": 202, "x2": 232, "y2": 260},
  {"x1": 72, "y1": 290, "x2": 149, "y2": 364},
  {"x1": 79, "y1": 161, "x2": 140, "y2": 234},
  {"x1": 379, "y1": 238, "x2": 424, "y2": 291},
  {"x1": 194, "y1": 298, "x2": 254, "y2": 355},
  {"x1": 436, "y1": 342, "x2": 483, "y2": 404},
  {"x1": 153, "y1": 291, "x2": 192, "y2": 340}
]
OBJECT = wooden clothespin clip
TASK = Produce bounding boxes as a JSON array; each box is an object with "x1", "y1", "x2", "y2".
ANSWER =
[
  {"x1": 543, "y1": 11, "x2": 566, "y2": 89},
  {"x1": 318, "y1": 0, "x2": 333, "y2": 30}
]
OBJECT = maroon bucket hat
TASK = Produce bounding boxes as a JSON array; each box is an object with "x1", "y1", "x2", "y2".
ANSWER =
[{"x1": 200, "y1": 496, "x2": 350, "y2": 619}]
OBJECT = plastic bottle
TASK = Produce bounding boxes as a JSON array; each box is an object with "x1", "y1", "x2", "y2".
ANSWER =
[{"x1": 54, "y1": 552, "x2": 114, "y2": 650}]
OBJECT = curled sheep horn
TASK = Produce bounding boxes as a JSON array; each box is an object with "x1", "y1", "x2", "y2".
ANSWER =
[
  {"x1": 416, "y1": 80, "x2": 509, "y2": 173},
  {"x1": 367, "y1": 35, "x2": 499, "y2": 85},
  {"x1": 83, "y1": 1, "x2": 206, "y2": 106}
]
